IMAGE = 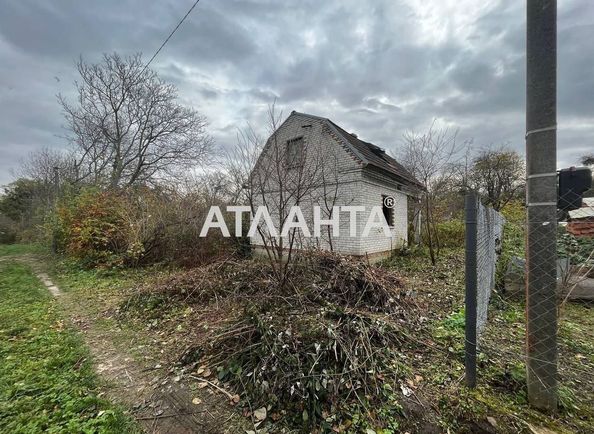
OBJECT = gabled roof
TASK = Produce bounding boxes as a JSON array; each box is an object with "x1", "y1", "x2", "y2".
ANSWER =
[{"x1": 292, "y1": 111, "x2": 423, "y2": 189}]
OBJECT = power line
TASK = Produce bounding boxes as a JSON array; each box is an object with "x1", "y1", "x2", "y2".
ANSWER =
[{"x1": 140, "y1": 0, "x2": 201, "y2": 75}]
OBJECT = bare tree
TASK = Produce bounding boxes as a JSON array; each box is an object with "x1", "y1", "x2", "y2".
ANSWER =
[
  {"x1": 19, "y1": 147, "x2": 80, "y2": 189},
  {"x1": 59, "y1": 53, "x2": 214, "y2": 188},
  {"x1": 225, "y1": 125, "x2": 264, "y2": 206},
  {"x1": 579, "y1": 155, "x2": 594, "y2": 199},
  {"x1": 227, "y1": 104, "x2": 343, "y2": 284},
  {"x1": 399, "y1": 122, "x2": 461, "y2": 265},
  {"x1": 317, "y1": 152, "x2": 343, "y2": 252},
  {"x1": 581, "y1": 154, "x2": 594, "y2": 166},
  {"x1": 469, "y1": 147, "x2": 525, "y2": 211}
]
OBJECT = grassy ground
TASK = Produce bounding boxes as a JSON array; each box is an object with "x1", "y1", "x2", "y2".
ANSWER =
[
  {"x1": 383, "y1": 248, "x2": 594, "y2": 433},
  {"x1": 0, "y1": 243, "x2": 45, "y2": 257},
  {"x1": 48, "y1": 259, "x2": 169, "y2": 365},
  {"x1": 3, "y1": 243, "x2": 592, "y2": 433},
  {"x1": 46, "y1": 257, "x2": 250, "y2": 433},
  {"x1": 0, "y1": 260, "x2": 139, "y2": 433}
]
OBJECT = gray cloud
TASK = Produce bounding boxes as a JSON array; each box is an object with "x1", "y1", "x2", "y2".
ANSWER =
[{"x1": 0, "y1": 0, "x2": 593, "y2": 185}]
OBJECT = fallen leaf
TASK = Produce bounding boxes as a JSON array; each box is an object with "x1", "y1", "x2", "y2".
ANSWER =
[
  {"x1": 486, "y1": 416, "x2": 497, "y2": 427},
  {"x1": 400, "y1": 384, "x2": 412, "y2": 397},
  {"x1": 192, "y1": 397, "x2": 202, "y2": 405},
  {"x1": 254, "y1": 407, "x2": 267, "y2": 421},
  {"x1": 527, "y1": 425, "x2": 558, "y2": 434},
  {"x1": 197, "y1": 382, "x2": 208, "y2": 389}
]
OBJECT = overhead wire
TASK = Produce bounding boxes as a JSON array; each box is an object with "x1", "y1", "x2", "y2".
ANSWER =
[{"x1": 140, "y1": 0, "x2": 201, "y2": 75}]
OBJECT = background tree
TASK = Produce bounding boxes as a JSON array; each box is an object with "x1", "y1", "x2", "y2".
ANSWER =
[
  {"x1": 581, "y1": 154, "x2": 594, "y2": 166},
  {"x1": 0, "y1": 178, "x2": 47, "y2": 241},
  {"x1": 469, "y1": 147, "x2": 525, "y2": 211},
  {"x1": 59, "y1": 53, "x2": 214, "y2": 188},
  {"x1": 399, "y1": 122, "x2": 461, "y2": 265},
  {"x1": 0, "y1": 179, "x2": 40, "y2": 224},
  {"x1": 20, "y1": 147, "x2": 78, "y2": 187},
  {"x1": 579, "y1": 154, "x2": 594, "y2": 198}
]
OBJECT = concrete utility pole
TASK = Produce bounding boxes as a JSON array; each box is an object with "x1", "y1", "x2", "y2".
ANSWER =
[{"x1": 525, "y1": 0, "x2": 558, "y2": 411}]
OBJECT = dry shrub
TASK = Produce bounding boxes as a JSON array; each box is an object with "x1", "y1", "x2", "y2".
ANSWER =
[
  {"x1": 206, "y1": 307, "x2": 410, "y2": 430},
  {"x1": 55, "y1": 188, "x2": 129, "y2": 267},
  {"x1": 54, "y1": 186, "x2": 234, "y2": 268},
  {"x1": 112, "y1": 186, "x2": 234, "y2": 267},
  {"x1": 128, "y1": 252, "x2": 421, "y2": 431}
]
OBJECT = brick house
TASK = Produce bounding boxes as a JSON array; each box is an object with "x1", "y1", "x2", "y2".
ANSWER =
[
  {"x1": 248, "y1": 111, "x2": 423, "y2": 260},
  {"x1": 567, "y1": 197, "x2": 594, "y2": 237}
]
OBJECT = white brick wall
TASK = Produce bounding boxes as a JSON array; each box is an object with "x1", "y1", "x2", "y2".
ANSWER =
[
  {"x1": 357, "y1": 175, "x2": 408, "y2": 255},
  {"x1": 249, "y1": 112, "x2": 410, "y2": 257}
]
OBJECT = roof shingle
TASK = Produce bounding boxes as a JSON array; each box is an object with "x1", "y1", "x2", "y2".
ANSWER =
[{"x1": 293, "y1": 111, "x2": 423, "y2": 189}]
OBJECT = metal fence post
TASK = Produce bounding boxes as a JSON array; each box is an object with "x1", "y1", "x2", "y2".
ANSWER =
[{"x1": 465, "y1": 190, "x2": 478, "y2": 388}]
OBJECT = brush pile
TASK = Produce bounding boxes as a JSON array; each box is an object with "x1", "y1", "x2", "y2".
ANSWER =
[
  {"x1": 133, "y1": 258, "x2": 277, "y2": 303},
  {"x1": 135, "y1": 251, "x2": 408, "y2": 312},
  {"x1": 126, "y1": 252, "x2": 422, "y2": 431}
]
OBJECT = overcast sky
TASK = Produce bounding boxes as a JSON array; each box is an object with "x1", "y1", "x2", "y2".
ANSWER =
[{"x1": 0, "y1": 0, "x2": 592, "y2": 185}]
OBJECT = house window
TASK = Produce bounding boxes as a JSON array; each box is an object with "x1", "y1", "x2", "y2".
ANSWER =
[
  {"x1": 286, "y1": 137, "x2": 304, "y2": 167},
  {"x1": 382, "y1": 195, "x2": 394, "y2": 227}
]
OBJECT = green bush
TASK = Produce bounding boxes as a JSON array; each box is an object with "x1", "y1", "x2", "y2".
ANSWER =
[
  {"x1": 558, "y1": 228, "x2": 594, "y2": 268},
  {"x1": 439, "y1": 219, "x2": 465, "y2": 248},
  {"x1": 424, "y1": 219, "x2": 465, "y2": 248},
  {"x1": 0, "y1": 216, "x2": 17, "y2": 244},
  {"x1": 496, "y1": 201, "x2": 526, "y2": 289}
]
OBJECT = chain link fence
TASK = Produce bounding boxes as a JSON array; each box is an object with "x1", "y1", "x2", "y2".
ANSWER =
[
  {"x1": 464, "y1": 190, "x2": 505, "y2": 387},
  {"x1": 465, "y1": 181, "x2": 594, "y2": 412}
]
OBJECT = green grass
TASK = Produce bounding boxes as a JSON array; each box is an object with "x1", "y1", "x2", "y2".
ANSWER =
[
  {"x1": 383, "y1": 247, "x2": 594, "y2": 433},
  {"x1": 0, "y1": 243, "x2": 46, "y2": 257},
  {"x1": 0, "y1": 261, "x2": 139, "y2": 433}
]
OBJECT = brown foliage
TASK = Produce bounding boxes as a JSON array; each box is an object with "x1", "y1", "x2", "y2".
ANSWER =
[
  {"x1": 139, "y1": 251, "x2": 407, "y2": 312},
  {"x1": 126, "y1": 252, "x2": 416, "y2": 430}
]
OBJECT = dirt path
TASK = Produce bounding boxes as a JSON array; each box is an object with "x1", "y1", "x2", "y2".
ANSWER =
[
  {"x1": 9, "y1": 254, "x2": 247, "y2": 434},
  {"x1": 66, "y1": 307, "x2": 240, "y2": 434},
  {"x1": 2, "y1": 255, "x2": 62, "y2": 296}
]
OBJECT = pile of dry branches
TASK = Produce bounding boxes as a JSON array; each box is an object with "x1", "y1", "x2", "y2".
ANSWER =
[
  {"x1": 127, "y1": 252, "x2": 421, "y2": 430},
  {"x1": 135, "y1": 251, "x2": 408, "y2": 312},
  {"x1": 293, "y1": 251, "x2": 408, "y2": 312},
  {"x1": 134, "y1": 259, "x2": 277, "y2": 303}
]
